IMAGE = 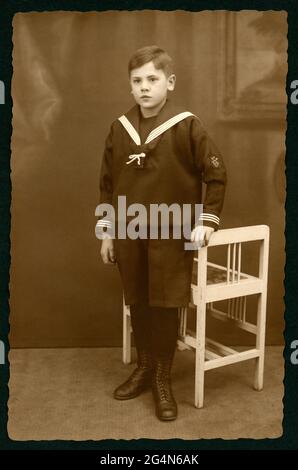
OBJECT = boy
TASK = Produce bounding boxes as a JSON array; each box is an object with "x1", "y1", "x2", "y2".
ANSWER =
[{"x1": 97, "y1": 46, "x2": 227, "y2": 421}]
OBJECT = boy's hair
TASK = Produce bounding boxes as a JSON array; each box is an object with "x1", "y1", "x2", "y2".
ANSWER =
[{"x1": 128, "y1": 46, "x2": 174, "y2": 77}]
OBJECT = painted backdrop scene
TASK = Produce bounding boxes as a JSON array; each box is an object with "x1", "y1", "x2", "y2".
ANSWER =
[{"x1": 8, "y1": 10, "x2": 287, "y2": 440}]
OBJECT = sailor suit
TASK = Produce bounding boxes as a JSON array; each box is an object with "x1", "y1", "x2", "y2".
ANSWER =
[{"x1": 97, "y1": 99, "x2": 227, "y2": 307}]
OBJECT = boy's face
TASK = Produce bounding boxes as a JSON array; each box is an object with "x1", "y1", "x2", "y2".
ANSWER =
[{"x1": 130, "y1": 61, "x2": 176, "y2": 117}]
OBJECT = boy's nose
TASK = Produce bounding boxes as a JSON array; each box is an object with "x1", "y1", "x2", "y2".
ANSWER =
[{"x1": 141, "y1": 82, "x2": 149, "y2": 92}]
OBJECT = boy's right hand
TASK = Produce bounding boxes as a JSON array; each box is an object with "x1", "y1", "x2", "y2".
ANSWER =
[{"x1": 100, "y1": 237, "x2": 116, "y2": 265}]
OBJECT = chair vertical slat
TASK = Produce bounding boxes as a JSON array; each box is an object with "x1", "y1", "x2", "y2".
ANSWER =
[
  {"x1": 227, "y1": 244, "x2": 231, "y2": 283},
  {"x1": 237, "y1": 297, "x2": 241, "y2": 320},
  {"x1": 227, "y1": 298, "x2": 231, "y2": 318},
  {"x1": 243, "y1": 296, "x2": 247, "y2": 322},
  {"x1": 239, "y1": 296, "x2": 244, "y2": 322},
  {"x1": 235, "y1": 297, "x2": 238, "y2": 320},
  {"x1": 232, "y1": 243, "x2": 236, "y2": 282},
  {"x1": 232, "y1": 298, "x2": 236, "y2": 319},
  {"x1": 237, "y1": 243, "x2": 242, "y2": 282},
  {"x1": 182, "y1": 308, "x2": 187, "y2": 336}
]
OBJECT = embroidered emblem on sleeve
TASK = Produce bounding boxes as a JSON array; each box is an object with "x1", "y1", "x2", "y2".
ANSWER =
[{"x1": 209, "y1": 155, "x2": 220, "y2": 168}]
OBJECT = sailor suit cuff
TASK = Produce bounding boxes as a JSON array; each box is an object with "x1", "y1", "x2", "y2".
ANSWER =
[
  {"x1": 96, "y1": 218, "x2": 113, "y2": 237},
  {"x1": 195, "y1": 213, "x2": 220, "y2": 231}
]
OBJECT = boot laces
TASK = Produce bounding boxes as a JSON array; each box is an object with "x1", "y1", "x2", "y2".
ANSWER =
[
  {"x1": 156, "y1": 375, "x2": 172, "y2": 401},
  {"x1": 155, "y1": 360, "x2": 172, "y2": 402}
]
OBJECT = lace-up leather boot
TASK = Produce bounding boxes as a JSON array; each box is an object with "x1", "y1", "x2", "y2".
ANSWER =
[
  {"x1": 114, "y1": 349, "x2": 152, "y2": 400},
  {"x1": 152, "y1": 356, "x2": 177, "y2": 420},
  {"x1": 151, "y1": 306, "x2": 179, "y2": 421},
  {"x1": 114, "y1": 302, "x2": 152, "y2": 400}
]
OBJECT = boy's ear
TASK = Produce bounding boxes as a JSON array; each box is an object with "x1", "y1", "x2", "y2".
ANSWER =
[{"x1": 167, "y1": 74, "x2": 176, "y2": 91}]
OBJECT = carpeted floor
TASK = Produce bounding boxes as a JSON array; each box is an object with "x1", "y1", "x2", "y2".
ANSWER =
[{"x1": 8, "y1": 346, "x2": 283, "y2": 441}]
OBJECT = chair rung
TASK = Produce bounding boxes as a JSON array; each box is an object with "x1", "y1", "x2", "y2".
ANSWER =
[
  {"x1": 206, "y1": 338, "x2": 237, "y2": 356},
  {"x1": 204, "y1": 348, "x2": 260, "y2": 371},
  {"x1": 177, "y1": 339, "x2": 192, "y2": 351},
  {"x1": 205, "y1": 349, "x2": 220, "y2": 360}
]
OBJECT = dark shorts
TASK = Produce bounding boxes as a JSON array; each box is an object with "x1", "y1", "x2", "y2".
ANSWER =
[{"x1": 114, "y1": 236, "x2": 194, "y2": 308}]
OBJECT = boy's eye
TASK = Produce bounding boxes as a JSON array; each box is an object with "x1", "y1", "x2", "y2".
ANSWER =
[{"x1": 132, "y1": 77, "x2": 158, "y2": 84}]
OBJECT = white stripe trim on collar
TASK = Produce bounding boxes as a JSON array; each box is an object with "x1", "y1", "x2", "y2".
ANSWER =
[
  {"x1": 146, "y1": 111, "x2": 194, "y2": 143},
  {"x1": 118, "y1": 115, "x2": 141, "y2": 145},
  {"x1": 118, "y1": 111, "x2": 195, "y2": 146}
]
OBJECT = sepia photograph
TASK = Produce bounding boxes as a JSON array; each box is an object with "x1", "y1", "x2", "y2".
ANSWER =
[{"x1": 7, "y1": 9, "x2": 287, "y2": 441}]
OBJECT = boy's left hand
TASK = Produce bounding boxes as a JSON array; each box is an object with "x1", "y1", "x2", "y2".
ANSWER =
[{"x1": 190, "y1": 225, "x2": 215, "y2": 247}]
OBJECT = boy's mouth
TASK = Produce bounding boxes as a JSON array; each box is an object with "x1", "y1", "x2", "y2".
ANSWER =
[{"x1": 140, "y1": 96, "x2": 151, "y2": 99}]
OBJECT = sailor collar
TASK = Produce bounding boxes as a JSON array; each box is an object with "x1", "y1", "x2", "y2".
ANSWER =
[{"x1": 118, "y1": 100, "x2": 195, "y2": 168}]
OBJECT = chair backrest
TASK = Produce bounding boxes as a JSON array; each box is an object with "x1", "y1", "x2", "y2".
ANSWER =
[{"x1": 194, "y1": 225, "x2": 270, "y2": 285}]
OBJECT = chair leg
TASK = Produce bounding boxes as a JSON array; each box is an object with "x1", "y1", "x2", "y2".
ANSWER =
[
  {"x1": 254, "y1": 356, "x2": 264, "y2": 391},
  {"x1": 195, "y1": 348, "x2": 205, "y2": 409},
  {"x1": 195, "y1": 302, "x2": 206, "y2": 409},
  {"x1": 254, "y1": 293, "x2": 266, "y2": 391},
  {"x1": 123, "y1": 300, "x2": 132, "y2": 364},
  {"x1": 194, "y1": 248, "x2": 207, "y2": 409},
  {"x1": 254, "y1": 233, "x2": 269, "y2": 391}
]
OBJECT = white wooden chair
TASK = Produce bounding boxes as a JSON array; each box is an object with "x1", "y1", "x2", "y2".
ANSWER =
[{"x1": 122, "y1": 225, "x2": 270, "y2": 408}]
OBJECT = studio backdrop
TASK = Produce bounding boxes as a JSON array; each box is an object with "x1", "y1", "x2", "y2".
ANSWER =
[{"x1": 9, "y1": 10, "x2": 287, "y2": 347}]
